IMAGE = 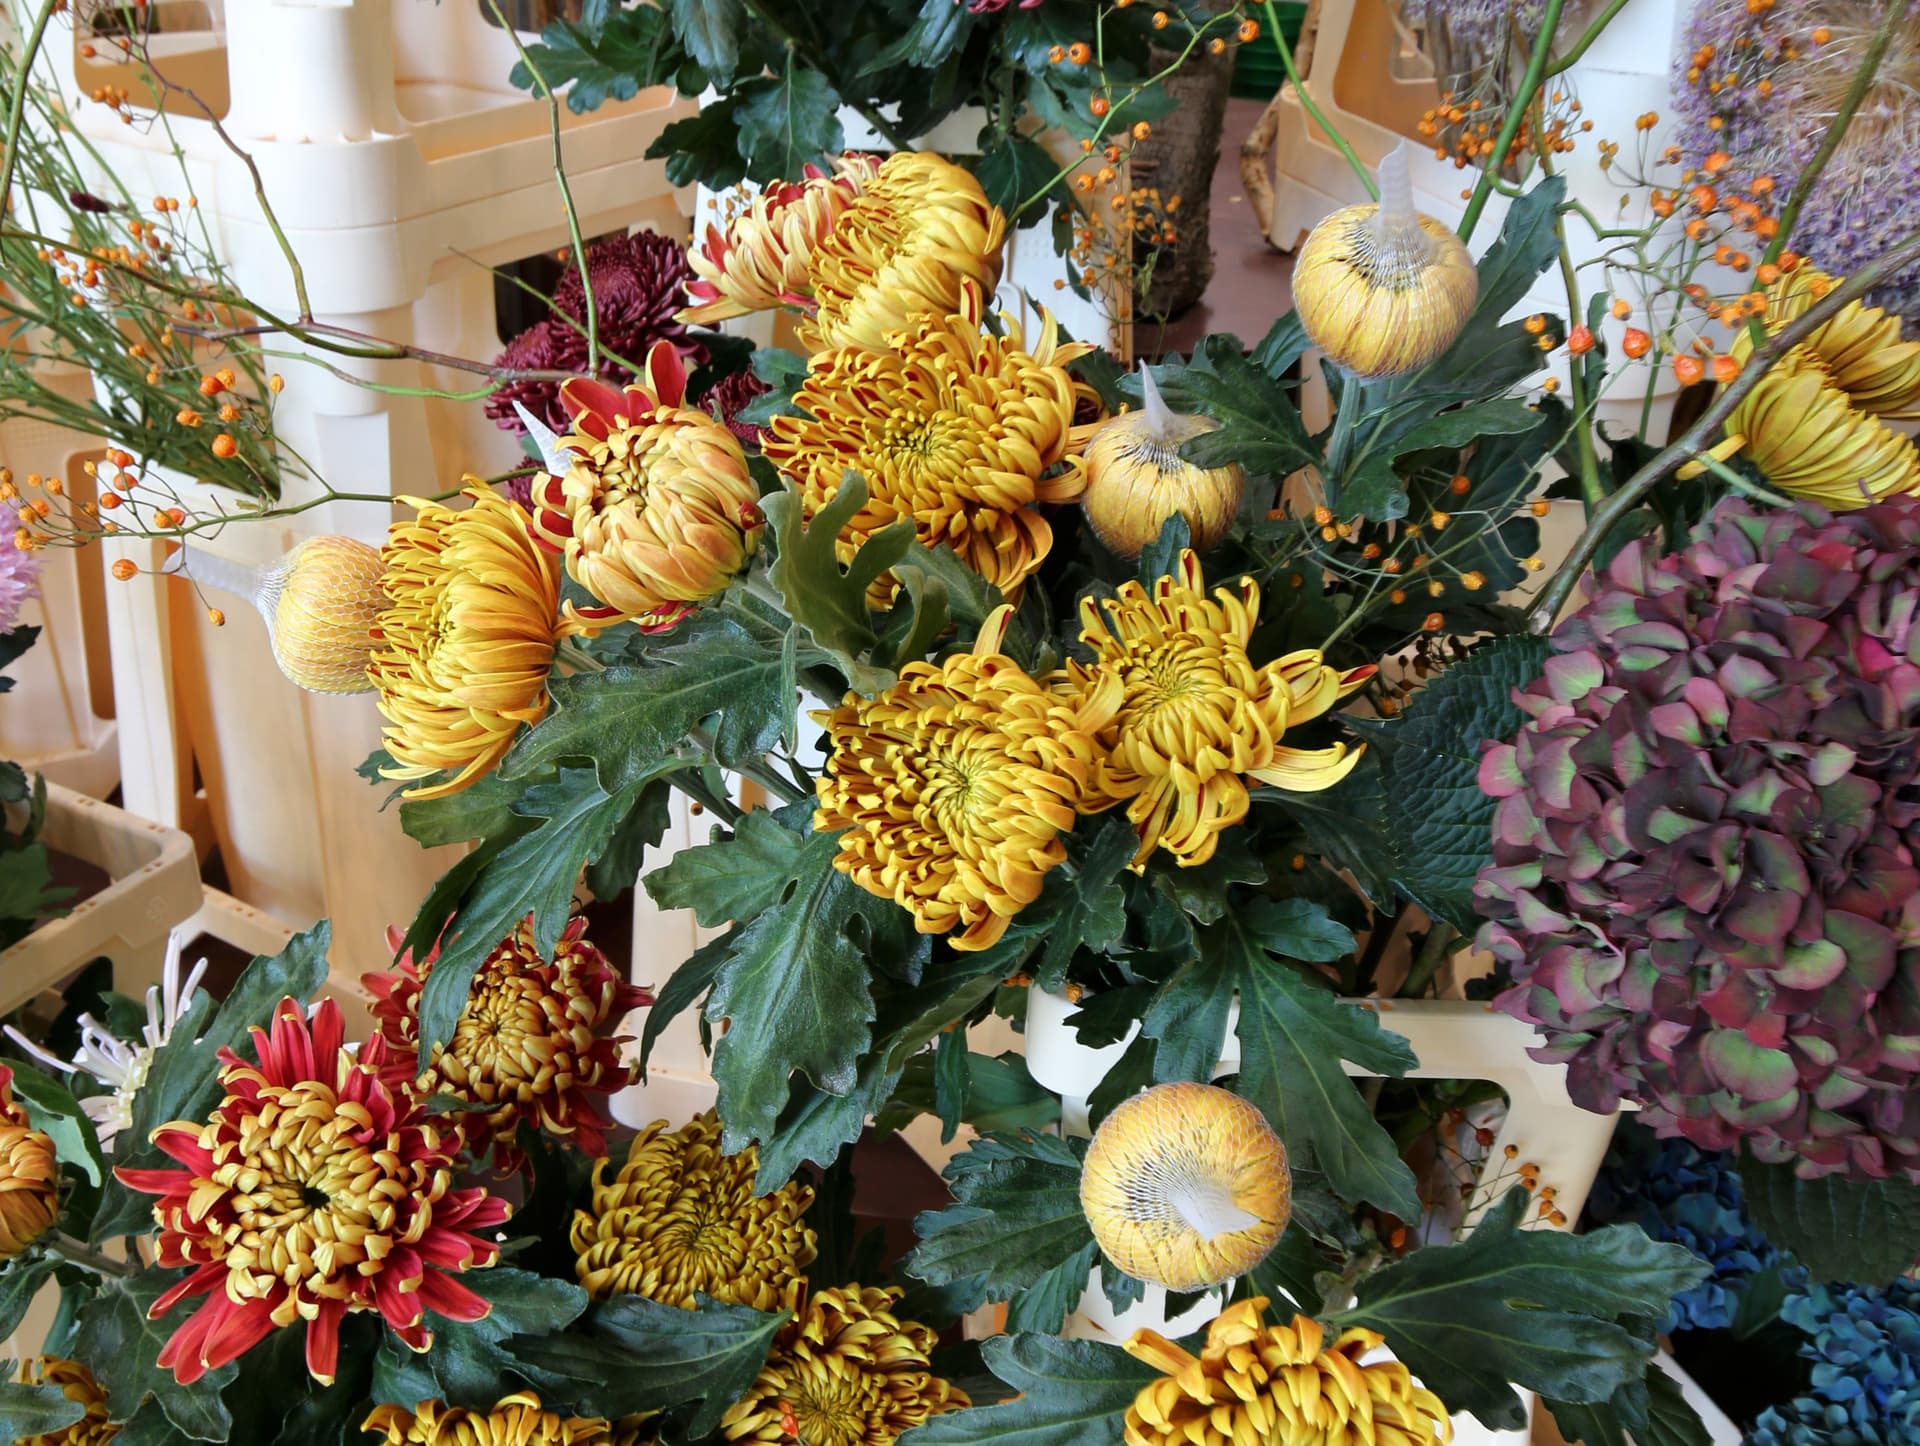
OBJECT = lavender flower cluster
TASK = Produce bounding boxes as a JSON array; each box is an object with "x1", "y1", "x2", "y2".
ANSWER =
[
  {"x1": 1399, "y1": 0, "x2": 1549, "y2": 78},
  {"x1": 1671, "y1": 0, "x2": 1920, "y2": 320},
  {"x1": 0, "y1": 501, "x2": 42, "y2": 636}
]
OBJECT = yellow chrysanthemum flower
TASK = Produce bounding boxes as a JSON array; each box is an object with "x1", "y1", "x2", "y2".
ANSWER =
[
  {"x1": 1067, "y1": 550, "x2": 1372, "y2": 868},
  {"x1": 766, "y1": 281, "x2": 1094, "y2": 602},
  {"x1": 362, "y1": 1394, "x2": 612, "y2": 1446},
  {"x1": 571, "y1": 1112, "x2": 817, "y2": 1312},
  {"x1": 1685, "y1": 266, "x2": 1920, "y2": 506},
  {"x1": 812, "y1": 605, "x2": 1123, "y2": 951},
  {"x1": 797, "y1": 151, "x2": 1007, "y2": 353},
  {"x1": 1125, "y1": 1301, "x2": 1453, "y2": 1446},
  {"x1": 528, "y1": 342, "x2": 763, "y2": 633},
  {"x1": 720, "y1": 1285, "x2": 969, "y2": 1446},
  {"x1": 0, "y1": 1065, "x2": 58, "y2": 1261},
  {"x1": 368, "y1": 486, "x2": 560, "y2": 801},
  {"x1": 17, "y1": 1358, "x2": 117, "y2": 1446},
  {"x1": 679, "y1": 156, "x2": 878, "y2": 325}
]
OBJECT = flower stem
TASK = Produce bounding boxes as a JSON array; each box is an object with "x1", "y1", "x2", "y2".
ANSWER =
[
  {"x1": 0, "y1": 0, "x2": 60, "y2": 229},
  {"x1": 1398, "y1": 922, "x2": 1457, "y2": 1000},
  {"x1": 42, "y1": 1232, "x2": 133, "y2": 1279},
  {"x1": 1527, "y1": 228, "x2": 1920, "y2": 631},
  {"x1": 1456, "y1": 0, "x2": 1569, "y2": 242},
  {"x1": 1263, "y1": 1, "x2": 1377, "y2": 201}
]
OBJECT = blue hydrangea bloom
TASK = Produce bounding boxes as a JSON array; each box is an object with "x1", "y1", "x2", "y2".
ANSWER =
[
  {"x1": 1747, "y1": 1275, "x2": 1920, "y2": 1445},
  {"x1": 1586, "y1": 1122, "x2": 1781, "y2": 1333}
]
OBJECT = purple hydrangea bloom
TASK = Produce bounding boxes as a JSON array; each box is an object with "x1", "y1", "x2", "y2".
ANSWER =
[
  {"x1": 1671, "y1": 0, "x2": 1920, "y2": 320},
  {"x1": 1475, "y1": 496, "x2": 1920, "y2": 1183},
  {"x1": 0, "y1": 501, "x2": 42, "y2": 636}
]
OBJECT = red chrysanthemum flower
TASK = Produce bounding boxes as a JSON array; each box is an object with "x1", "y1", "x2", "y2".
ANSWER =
[
  {"x1": 364, "y1": 916, "x2": 652, "y2": 1175},
  {"x1": 115, "y1": 997, "x2": 510, "y2": 1386}
]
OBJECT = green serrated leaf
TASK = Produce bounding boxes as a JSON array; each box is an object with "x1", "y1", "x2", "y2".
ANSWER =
[
  {"x1": 506, "y1": 617, "x2": 798, "y2": 788},
  {"x1": 0, "y1": 1383, "x2": 85, "y2": 1438},
  {"x1": 75, "y1": 1275, "x2": 236, "y2": 1439},
  {"x1": 1032, "y1": 819, "x2": 1134, "y2": 991},
  {"x1": 703, "y1": 823, "x2": 884, "y2": 1150},
  {"x1": 412, "y1": 768, "x2": 641, "y2": 1059},
  {"x1": 1250, "y1": 312, "x2": 1310, "y2": 378},
  {"x1": 585, "y1": 776, "x2": 674, "y2": 900},
  {"x1": 734, "y1": 63, "x2": 845, "y2": 184},
  {"x1": 974, "y1": 135, "x2": 1056, "y2": 223},
  {"x1": 763, "y1": 477, "x2": 913, "y2": 695},
  {"x1": 896, "y1": 1333, "x2": 1160, "y2": 1446},
  {"x1": 93, "y1": 925, "x2": 330, "y2": 1242},
  {"x1": 1135, "y1": 336, "x2": 1316, "y2": 479},
  {"x1": 510, "y1": 1292, "x2": 783, "y2": 1437},
  {"x1": 1211, "y1": 900, "x2": 1421, "y2": 1218},
  {"x1": 1135, "y1": 512, "x2": 1191, "y2": 584},
  {"x1": 645, "y1": 101, "x2": 749, "y2": 190},
  {"x1": 668, "y1": 0, "x2": 745, "y2": 82},
  {"x1": 1004, "y1": 1240, "x2": 1099, "y2": 1334},
  {"x1": 509, "y1": 8, "x2": 682, "y2": 114},
  {"x1": 906, "y1": 1134, "x2": 1091, "y2": 1301},
  {"x1": 865, "y1": 0, "x2": 978, "y2": 75},
  {"x1": 644, "y1": 805, "x2": 803, "y2": 927},
  {"x1": 10, "y1": 1066, "x2": 104, "y2": 1186},
  {"x1": 0, "y1": 840, "x2": 67, "y2": 947},
  {"x1": 0, "y1": 1256, "x2": 53, "y2": 1342},
  {"x1": 1340, "y1": 634, "x2": 1552, "y2": 931},
  {"x1": 1339, "y1": 1189, "x2": 1710, "y2": 1429},
  {"x1": 370, "y1": 1269, "x2": 587, "y2": 1410},
  {"x1": 638, "y1": 935, "x2": 728, "y2": 1078},
  {"x1": 1736, "y1": 1157, "x2": 1920, "y2": 1285}
]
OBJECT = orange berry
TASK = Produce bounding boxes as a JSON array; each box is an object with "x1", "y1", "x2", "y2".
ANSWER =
[
  {"x1": 1152, "y1": 9, "x2": 1169, "y2": 27},
  {"x1": 1705, "y1": 151, "x2": 1730, "y2": 172},
  {"x1": 1673, "y1": 355, "x2": 1706, "y2": 386},
  {"x1": 1530, "y1": 498, "x2": 1551, "y2": 517},
  {"x1": 175, "y1": 407, "x2": 201, "y2": 427},
  {"x1": 1132, "y1": 121, "x2": 1151, "y2": 140},
  {"x1": 1623, "y1": 327, "x2": 1652, "y2": 359},
  {"x1": 210, "y1": 433, "x2": 238, "y2": 459},
  {"x1": 206, "y1": 607, "x2": 225, "y2": 626},
  {"x1": 1567, "y1": 324, "x2": 1595, "y2": 355},
  {"x1": 1207, "y1": 36, "x2": 1226, "y2": 54},
  {"x1": 1090, "y1": 95, "x2": 1110, "y2": 117},
  {"x1": 198, "y1": 374, "x2": 225, "y2": 396},
  {"x1": 1611, "y1": 297, "x2": 1632, "y2": 320},
  {"x1": 1542, "y1": 377, "x2": 1560, "y2": 393},
  {"x1": 1757, "y1": 263, "x2": 1781, "y2": 284},
  {"x1": 1429, "y1": 511, "x2": 1451, "y2": 531},
  {"x1": 1423, "y1": 612, "x2": 1445, "y2": 632},
  {"x1": 1067, "y1": 42, "x2": 1091, "y2": 65},
  {"x1": 1048, "y1": 44, "x2": 1066, "y2": 62},
  {"x1": 1812, "y1": 26, "x2": 1830, "y2": 43},
  {"x1": 1523, "y1": 313, "x2": 1548, "y2": 335},
  {"x1": 1238, "y1": 19, "x2": 1260, "y2": 41},
  {"x1": 1450, "y1": 473, "x2": 1471, "y2": 495},
  {"x1": 1711, "y1": 354, "x2": 1742, "y2": 383},
  {"x1": 98, "y1": 492, "x2": 121, "y2": 511},
  {"x1": 111, "y1": 558, "x2": 136, "y2": 580},
  {"x1": 1689, "y1": 184, "x2": 1718, "y2": 212}
]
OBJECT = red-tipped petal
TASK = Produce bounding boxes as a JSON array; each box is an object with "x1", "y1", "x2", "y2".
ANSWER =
[
  {"x1": 643, "y1": 340, "x2": 688, "y2": 408},
  {"x1": 561, "y1": 376, "x2": 632, "y2": 431},
  {"x1": 304, "y1": 1299, "x2": 346, "y2": 1385},
  {"x1": 150, "y1": 1260, "x2": 229, "y2": 1318},
  {"x1": 415, "y1": 1270, "x2": 491, "y2": 1324}
]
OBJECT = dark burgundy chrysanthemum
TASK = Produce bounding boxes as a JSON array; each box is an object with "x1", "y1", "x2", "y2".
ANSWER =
[
  {"x1": 698, "y1": 369, "x2": 772, "y2": 446},
  {"x1": 488, "y1": 231, "x2": 707, "y2": 436}
]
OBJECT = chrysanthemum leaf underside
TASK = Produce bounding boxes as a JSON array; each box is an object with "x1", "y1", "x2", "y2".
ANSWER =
[
  {"x1": 90, "y1": 923, "x2": 332, "y2": 1243},
  {"x1": 0, "y1": 1384, "x2": 85, "y2": 1440},
  {"x1": 1291, "y1": 633, "x2": 1552, "y2": 934},
  {"x1": 1735, "y1": 1155, "x2": 1920, "y2": 1287},
  {"x1": 1338, "y1": 1188, "x2": 1711, "y2": 1431},
  {"x1": 894, "y1": 1333, "x2": 1161, "y2": 1446},
  {"x1": 73, "y1": 1274, "x2": 237, "y2": 1440},
  {"x1": 764, "y1": 475, "x2": 915, "y2": 696},
  {"x1": 503, "y1": 1291, "x2": 785, "y2": 1438}
]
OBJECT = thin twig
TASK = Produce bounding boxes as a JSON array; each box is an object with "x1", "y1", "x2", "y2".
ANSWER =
[
  {"x1": 486, "y1": 0, "x2": 598, "y2": 370},
  {"x1": 1526, "y1": 228, "x2": 1920, "y2": 631},
  {"x1": 0, "y1": 0, "x2": 60, "y2": 220},
  {"x1": 42, "y1": 1232, "x2": 134, "y2": 1279},
  {"x1": 1456, "y1": 0, "x2": 1568, "y2": 241},
  {"x1": 1264, "y1": 0, "x2": 1376, "y2": 200}
]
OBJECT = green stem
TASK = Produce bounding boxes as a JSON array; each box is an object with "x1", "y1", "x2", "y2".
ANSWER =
[
  {"x1": 1398, "y1": 922, "x2": 1457, "y2": 1000},
  {"x1": 488, "y1": 0, "x2": 597, "y2": 370},
  {"x1": 1696, "y1": 451, "x2": 1791, "y2": 508},
  {"x1": 1761, "y1": 0, "x2": 1906, "y2": 271},
  {"x1": 42, "y1": 1232, "x2": 134, "y2": 1280},
  {"x1": 1456, "y1": 0, "x2": 1568, "y2": 242},
  {"x1": 0, "y1": 0, "x2": 59, "y2": 230},
  {"x1": 1322, "y1": 370, "x2": 1365, "y2": 508},
  {"x1": 1543, "y1": 0, "x2": 1630, "y2": 75},
  {"x1": 1527, "y1": 228, "x2": 1920, "y2": 630},
  {"x1": 1264, "y1": 1, "x2": 1376, "y2": 200},
  {"x1": 1541, "y1": 158, "x2": 1604, "y2": 509}
]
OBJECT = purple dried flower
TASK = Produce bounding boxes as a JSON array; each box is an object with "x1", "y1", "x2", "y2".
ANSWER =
[
  {"x1": 1399, "y1": 0, "x2": 1547, "y2": 83},
  {"x1": 1475, "y1": 496, "x2": 1920, "y2": 1183},
  {"x1": 1671, "y1": 0, "x2": 1920, "y2": 320},
  {"x1": 488, "y1": 230, "x2": 707, "y2": 435},
  {"x1": 0, "y1": 501, "x2": 42, "y2": 636},
  {"x1": 960, "y1": 0, "x2": 1043, "y2": 12},
  {"x1": 698, "y1": 369, "x2": 772, "y2": 447}
]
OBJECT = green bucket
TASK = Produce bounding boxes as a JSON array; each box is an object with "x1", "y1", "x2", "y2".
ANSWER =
[{"x1": 1230, "y1": 3, "x2": 1309, "y2": 99}]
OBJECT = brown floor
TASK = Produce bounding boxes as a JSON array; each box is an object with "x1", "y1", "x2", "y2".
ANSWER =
[{"x1": 1157, "y1": 96, "x2": 1298, "y2": 359}]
